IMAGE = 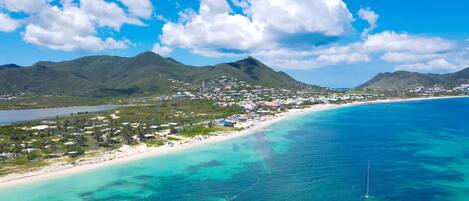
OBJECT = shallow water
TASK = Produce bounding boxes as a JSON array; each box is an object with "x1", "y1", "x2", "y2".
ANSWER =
[
  {"x1": 0, "y1": 105, "x2": 118, "y2": 125},
  {"x1": 1, "y1": 98, "x2": 469, "y2": 201}
]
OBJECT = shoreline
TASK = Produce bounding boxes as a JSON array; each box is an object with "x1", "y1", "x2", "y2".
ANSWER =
[{"x1": 0, "y1": 95, "x2": 467, "y2": 187}]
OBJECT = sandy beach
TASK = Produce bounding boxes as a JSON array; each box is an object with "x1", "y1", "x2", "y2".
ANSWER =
[{"x1": 0, "y1": 95, "x2": 466, "y2": 187}]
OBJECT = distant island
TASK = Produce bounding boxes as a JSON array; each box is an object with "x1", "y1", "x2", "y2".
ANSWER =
[{"x1": 0, "y1": 52, "x2": 468, "y2": 185}]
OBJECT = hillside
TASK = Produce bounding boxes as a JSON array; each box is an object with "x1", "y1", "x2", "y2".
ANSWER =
[
  {"x1": 0, "y1": 64, "x2": 103, "y2": 94},
  {"x1": 0, "y1": 64, "x2": 22, "y2": 69},
  {"x1": 0, "y1": 52, "x2": 306, "y2": 96},
  {"x1": 359, "y1": 68, "x2": 469, "y2": 91},
  {"x1": 191, "y1": 57, "x2": 301, "y2": 88}
]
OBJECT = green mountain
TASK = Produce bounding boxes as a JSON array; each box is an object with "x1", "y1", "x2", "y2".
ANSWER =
[
  {"x1": 0, "y1": 64, "x2": 22, "y2": 69},
  {"x1": 190, "y1": 57, "x2": 301, "y2": 88},
  {"x1": 358, "y1": 67, "x2": 469, "y2": 91},
  {"x1": 0, "y1": 64, "x2": 104, "y2": 94},
  {"x1": 0, "y1": 52, "x2": 306, "y2": 96}
]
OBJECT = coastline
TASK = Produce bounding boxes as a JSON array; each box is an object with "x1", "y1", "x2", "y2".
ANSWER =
[{"x1": 0, "y1": 95, "x2": 467, "y2": 188}]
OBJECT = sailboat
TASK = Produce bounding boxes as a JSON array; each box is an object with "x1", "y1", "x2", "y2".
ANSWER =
[{"x1": 364, "y1": 160, "x2": 370, "y2": 200}]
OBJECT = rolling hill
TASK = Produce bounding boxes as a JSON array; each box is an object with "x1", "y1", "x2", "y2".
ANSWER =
[
  {"x1": 358, "y1": 67, "x2": 469, "y2": 91},
  {"x1": 0, "y1": 52, "x2": 306, "y2": 96}
]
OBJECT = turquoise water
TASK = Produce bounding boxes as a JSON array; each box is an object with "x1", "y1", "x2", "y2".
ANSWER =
[{"x1": 1, "y1": 98, "x2": 469, "y2": 201}]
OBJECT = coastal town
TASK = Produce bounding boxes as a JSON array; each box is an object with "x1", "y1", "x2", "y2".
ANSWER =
[
  {"x1": 407, "y1": 84, "x2": 469, "y2": 96},
  {"x1": 0, "y1": 76, "x2": 469, "y2": 178}
]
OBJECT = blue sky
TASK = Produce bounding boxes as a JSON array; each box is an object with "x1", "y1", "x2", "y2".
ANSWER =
[{"x1": 1, "y1": 0, "x2": 468, "y2": 88}]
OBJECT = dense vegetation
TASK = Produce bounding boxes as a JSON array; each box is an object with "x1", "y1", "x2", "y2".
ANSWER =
[{"x1": 118, "y1": 100, "x2": 242, "y2": 125}]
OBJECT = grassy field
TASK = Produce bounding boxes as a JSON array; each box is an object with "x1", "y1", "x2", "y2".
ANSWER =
[
  {"x1": 116, "y1": 100, "x2": 242, "y2": 125},
  {"x1": 0, "y1": 157, "x2": 48, "y2": 176}
]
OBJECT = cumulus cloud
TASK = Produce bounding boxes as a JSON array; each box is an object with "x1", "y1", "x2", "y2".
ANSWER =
[
  {"x1": 119, "y1": 0, "x2": 153, "y2": 19},
  {"x1": 259, "y1": 31, "x2": 463, "y2": 71},
  {"x1": 380, "y1": 52, "x2": 440, "y2": 63},
  {"x1": 0, "y1": 12, "x2": 20, "y2": 32},
  {"x1": 316, "y1": 52, "x2": 370, "y2": 65},
  {"x1": 152, "y1": 43, "x2": 172, "y2": 56},
  {"x1": 360, "y1": 31, "x2": 468, "y2": 71},
  {"x1": 358, "y1": 7, "x2": 379, "y2": 38},
  {"x1": 159, "y1": 0, "x2": 263, "y2": 56},
  {"x1": 395, "y1": 59, "x2": 458, "y2": 72},
  {"x1": 0, "y1": 0, "x2": 49, "y2": 13},
  {"x1": 1, "y1": 0, "x2": 465, "y2": 73},
  {"x1": 157, "y1": 0, "x2": 353, "y2": 57},
  {"x1": 0, "y1": 0, "x2": 151, "y2": 51},
  {"x1": 363, "y1": 31, "x2": 454, "y2": 54},
  {"x1": 80, "y1": 0, "x2": 144, "y2": 30},
  {"x1": 247, "y1": 0, "x2": 353, "y2": 36},
  {"x1": 155, "y1": 0, "x2": 465, "y2": 73}
]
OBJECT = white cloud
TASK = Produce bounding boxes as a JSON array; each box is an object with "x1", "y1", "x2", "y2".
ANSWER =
[
  {"x1": 361, "y1": 31, "x2": 467, "y2": 71},
  {"x1": 160, "y1": 0, "x2": 263, "y2": 56},
  {"x1": 317, "y1": 52, "x2": 370, "y2": 65},
  {"x1": 80, "y1": 0, "x2": 144, "y2": 30},
  {"x1": 22, "y1": 2, "x2": 131, "y2": 51},
  {"x1": 251, "y1": 48, "x2": 316, "y2": 69},
  {"x1": 358, "y1": 7, "x2": 378, "y2": 38},
  {"x1": 154, "y1": 0, "x2": 465, "y2": 73},
  {"x1": 0, "y1": 0, "x2": 49, "y2": 13},
  {"x1": 157, "y1": 0, "x2": 354, "y2": 58},
  {"x1": 230, "y1": 0, "x2": 250, "y2": 11},
  {"x1": 0, "y1": 0, "x2": 465, "y2": 74},
  {"x1": 363, "y1": 31, "x2": 454, "y2": 54},
  {"x1": 158, "y1": 1, "x2": 463, "y2": 72},
  {"x1": 247, "y1": 0, "x2": 353, "y2": 36},
  {"x1": 0, "y1": 12, "x2": 20, "y2": 32},
  {"x1": 119, "y1": 0, "x2": 153, "y2": 19},
  {"x1": 380, "y1": 52, "x2": 440, "y2": 63},
  {"x1": 0, "y1": 0, "x2": 151, "y2": 51},
  {"x1": 269, "y1": 31, "x2": 463, "y2": 70},
  {"x1": 395, "y1": 59, "x2": 458, "y2": 72},
  {"x1": 311, "y1": 43, "x2": 370, "y2": 66},
  {"x1": 152, "y1": 43, "x2": 172, "y2": 56},
  {"x1": 23, "y1": 22, "x2": 130, "y2": 51},
  {"x1": 250, "y1": 43, "x2": 370, "y2": 70}
]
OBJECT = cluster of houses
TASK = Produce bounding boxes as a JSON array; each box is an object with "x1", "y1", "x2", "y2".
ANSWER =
[
  {"x1": 408, "y1": 84, "x2": 469, "y2": 95},
  {"x1": 0, "y1": 110, "x2": 189, "y2": 160},
  {"x1": 165, "y1": 77, "x2": 382, "y2": 113},
  {"x1": 0, "y1": 92, "x2": 24, "y2": 101},
  {"x1": 452, "y1": 84, "x2": 469, "y2": 94}
]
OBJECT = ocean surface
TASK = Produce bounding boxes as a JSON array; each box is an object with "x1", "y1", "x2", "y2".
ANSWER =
[
  {"x1": 1, "y1": 98, "x2": 469, "y2": 201},
  {"x1": 0, "y1": 105, "x2": 118, "y2": 125}
]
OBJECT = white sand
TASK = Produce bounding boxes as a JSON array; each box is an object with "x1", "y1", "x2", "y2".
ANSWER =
[{"x1": 0, "y1": 95, "x2": 466, "y2": 187}]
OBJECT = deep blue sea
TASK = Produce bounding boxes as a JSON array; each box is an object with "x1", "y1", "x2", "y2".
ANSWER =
[{"x1": 1, "y1": 98, "x2": 469, "y2": 201}]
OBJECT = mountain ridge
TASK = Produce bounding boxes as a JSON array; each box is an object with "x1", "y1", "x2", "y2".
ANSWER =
[
  {"x1": 0, "y1": 52, "x2": 308, "y2": 96},
  {"x1": 358, "y1": 67, "x2": 469, "y2": 91}
]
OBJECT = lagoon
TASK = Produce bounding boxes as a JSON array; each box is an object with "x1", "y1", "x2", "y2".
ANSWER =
[
  {"x1": 1, "y1": 98, "x2": 469, "y2": 201},
  {"x1": 0, "y1": 105, "x2": 119, "y2": 125}
]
